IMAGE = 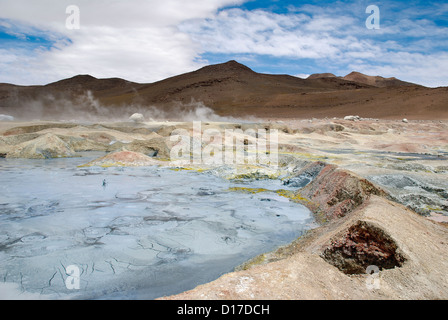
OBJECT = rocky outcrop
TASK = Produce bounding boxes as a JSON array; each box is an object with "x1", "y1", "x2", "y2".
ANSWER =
[
  {"x1": 292, "y1": 162, "x2": 389, "y2": 223},
  {"x1": 6, "y1": 133, "x2": 75, "y2": 159},
  {"x1": 321, "y1": 220, "x2": 406, "y2": 275}
]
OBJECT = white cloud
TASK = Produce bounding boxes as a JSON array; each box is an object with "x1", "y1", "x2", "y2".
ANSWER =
[
  {"x1": 181, "y1": 8, "x2": 349, "y2": 59},
  {"x1": 0, "y1": 0, "x2": 244, "y2": 85},
  {"x1": 37, "y1": 25, "x2": 201, "y2": 83},
  {"x1": 180, "y1": 4, "x2": 448, "y2": 87},
  {"x1": 0, "y1": 0, "x2": 244, "y2": 29}
]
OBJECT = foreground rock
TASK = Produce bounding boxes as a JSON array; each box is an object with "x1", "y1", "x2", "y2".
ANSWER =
[
  {"x1": 6, "y1": 133, "x2": 75, "y2": 159},
  {"x1": 293, "y1": 162, "x2": 389, "y2": 223},
  {"x1": 160, "y1": 166, "x2": 448, "y2": 300}
]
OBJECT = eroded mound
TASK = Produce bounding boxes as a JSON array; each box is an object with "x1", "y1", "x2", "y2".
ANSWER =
[
  {"x1": 321, "y1": 221, "x2": 406, "y2": 275},
  {"x1": 295, "y1": 163, "x2": 389, "y2": 222},
  {"x1": 6, "y1": 133, "x2": 75, "y2": 159}
]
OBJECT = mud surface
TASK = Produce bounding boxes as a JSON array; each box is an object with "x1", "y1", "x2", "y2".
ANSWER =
[{"x1": 0, "y1": 154, "x2": 314, "y2": 299}]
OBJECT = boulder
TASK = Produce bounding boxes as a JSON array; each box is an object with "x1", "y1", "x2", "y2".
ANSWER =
[{"x1": 6, "y1": 133, "x2": 75, "y2": 159}]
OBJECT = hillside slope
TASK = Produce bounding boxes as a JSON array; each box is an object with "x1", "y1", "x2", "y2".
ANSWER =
[{"x1": 0, "y1": 60, "x2": 446, "y2": 120}]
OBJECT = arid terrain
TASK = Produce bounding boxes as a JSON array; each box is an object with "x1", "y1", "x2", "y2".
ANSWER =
[
  {"x1": 1, "y1": 61, "x2": 447, "y2": 300},
  {"x1": 1, "y1": 116, "x2": 447, "y2": 300},
  {"x1": 1, "y1": 61, "x2": 447, "y2": 121}
]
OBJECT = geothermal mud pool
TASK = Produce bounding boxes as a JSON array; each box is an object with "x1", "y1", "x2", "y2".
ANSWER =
[{"x1": 0, "y1": 153, "x2": 316, "y2": 299}]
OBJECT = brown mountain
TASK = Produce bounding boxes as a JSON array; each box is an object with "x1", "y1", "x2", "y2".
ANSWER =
[
  {"x1": 308, "y1": 71, "x2": 418, "y2": 88},
  {"x1": 307, "y1": 73, "x2": 337, "y2": 80},
  {"x1": 342, "y1": 71, "x2": 417, "y2": 88},
  {"x1": 0, "y1": 60, "x2": 447, "y2": 120}
]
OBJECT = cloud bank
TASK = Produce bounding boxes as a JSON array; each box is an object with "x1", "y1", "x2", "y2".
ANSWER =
[
  {"x1": 181, "y1": 2, "x2": 448, "y2": 87},
  {"x1": 0, "y1": 0, "x2": 244, "y2": 85}
]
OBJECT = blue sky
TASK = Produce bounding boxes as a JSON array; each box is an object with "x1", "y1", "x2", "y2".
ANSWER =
[{"x1": 0, "y1": 0, "x2": 447, "y2": 87}]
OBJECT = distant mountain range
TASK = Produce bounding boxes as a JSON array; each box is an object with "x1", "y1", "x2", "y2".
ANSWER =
[
  {"x1": 1, "y1": 60, "x2": 447, "y2": 120},
  {"x1": 307, "y1": 71, "x2": 417, "y2": 88}
]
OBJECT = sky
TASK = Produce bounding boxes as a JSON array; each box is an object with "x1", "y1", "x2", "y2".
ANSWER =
[{"x1": 0, "y1": 0, "x2": 447, "y2": 87}]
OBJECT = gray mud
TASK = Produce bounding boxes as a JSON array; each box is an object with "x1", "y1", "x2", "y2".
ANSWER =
[{"x1": 0, "y1": 154, "x2": 315, "y2": 299}]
